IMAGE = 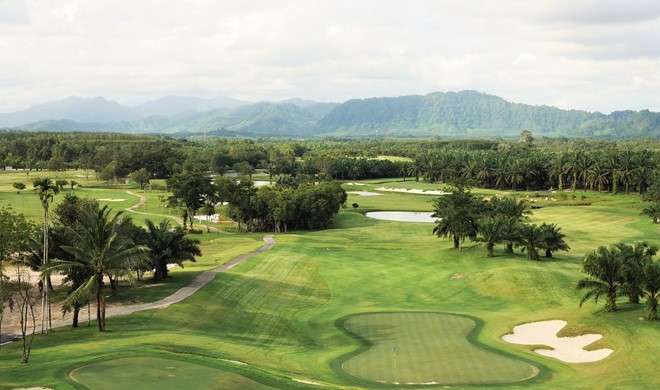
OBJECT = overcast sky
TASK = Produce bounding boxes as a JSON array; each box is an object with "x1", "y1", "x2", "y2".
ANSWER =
[{"x1": 1, "y1": 0, "x2": 660, "y2": 113}]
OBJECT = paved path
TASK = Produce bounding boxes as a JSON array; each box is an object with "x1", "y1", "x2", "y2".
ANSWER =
[
  {"x1": 124, "y1": 190, "x2": 229, "y2": 234},
  {"x1": 4, "y1": 231, "x2": 275, "y2": 338}
]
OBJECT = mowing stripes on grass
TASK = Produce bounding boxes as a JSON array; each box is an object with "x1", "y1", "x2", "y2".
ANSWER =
[
  {"x1": 69, "y1": 357, "x2": 277, "y2": 390},
  {"x1": 338, "y1": 312, "x2": 538, "y2": 386}
]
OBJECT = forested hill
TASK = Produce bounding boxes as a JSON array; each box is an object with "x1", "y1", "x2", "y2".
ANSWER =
[
  {"x1": 5, "y1": 91, "x2": 660, "y2": 138},
  {"x1": 315, "y1": 91, "x2": 660, "y2": 138}
]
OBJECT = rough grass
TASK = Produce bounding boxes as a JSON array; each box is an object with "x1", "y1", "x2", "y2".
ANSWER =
[{"x1": 0, "y1": 179, "x2": 658, "y2": 389}]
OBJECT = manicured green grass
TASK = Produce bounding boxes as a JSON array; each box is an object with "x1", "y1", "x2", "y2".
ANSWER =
[
  {"x1": 1, "y1": 179, "x2": 658, "y2": 389},
  {"x1": 69, "y1": 357, "x2": 277, "y2": 390},
  {"x1": 338, "y1": 312, "x2": 539, "y2": 386}
]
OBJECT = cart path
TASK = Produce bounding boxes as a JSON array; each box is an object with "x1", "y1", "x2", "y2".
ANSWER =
[
  {"x1": 6, "y1": 234, "x2": 275, "y2": 338},
  {"x1": 124, "y1": 190, "x2": 229, "y2": 234}
]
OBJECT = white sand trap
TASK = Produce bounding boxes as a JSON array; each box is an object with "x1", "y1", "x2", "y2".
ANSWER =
[
  {"x1": 375, "y1": 187, "x2": 451, "y2": 195},
  {"x1": 345, "y1": 182, "x2": 366, "y2": 186},
  {"x1": 194, "y1": 214, "x2": 220, "y2": 222},
  {"x1": 502, "y1": 320, "x2": 613, "y2": 363},
  {"x1": 348, "y1": 191, "x2": 383, "y2": 196},
  {"x1": 97, "y1": 198, "x2": 127, "y2": 202}
]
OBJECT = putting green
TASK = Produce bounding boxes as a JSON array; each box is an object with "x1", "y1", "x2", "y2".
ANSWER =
[
  {"x1": 69, "y1": 357, "x2": 277, "y2": 390},
  {"x1": 339, "y1": 312, "x2": 539, "y2": 386}
]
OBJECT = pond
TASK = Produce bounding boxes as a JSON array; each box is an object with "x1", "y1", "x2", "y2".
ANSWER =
[{"x1": 365, "y1": 211, "x2": 437, "y2": 223}]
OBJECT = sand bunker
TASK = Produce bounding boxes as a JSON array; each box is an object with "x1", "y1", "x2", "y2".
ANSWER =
[
  {"x1": 348, "y1": 191, "x2": 383, "y2": 196},
  {"x1": 97, "y1": 198, "x2": 127, "y2": 202},
  {"x1": 194, "y1": 214, "x2": 220, "y2": 222},
  {"x1": 502, "y1": 320, "x2": 613, "y2": 363},
  {"x1": 375, "y1": 187, "x2": 450, "y2": 195},
  {"x1": 345, "y1": 182, "x2": 366, "y2": 186}
]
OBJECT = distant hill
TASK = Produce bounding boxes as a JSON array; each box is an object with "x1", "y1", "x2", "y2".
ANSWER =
[
  {"x1": 132, "y1": 95, "x2": 249, "y2": 117},
  {"x1": 0, "y1": 96, "x2": 141, "y2": 128},
  {"x1": 17, "y1": 102, "x2": 321, "y2": 136},
  {"x1": 5, "y1": 91, "x2": 660, "y2": 138},
  {"x1": 315, "y1": 91, "x2": 660, "y2": 138}
]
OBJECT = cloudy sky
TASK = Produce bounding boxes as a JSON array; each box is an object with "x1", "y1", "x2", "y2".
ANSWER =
[{"x1": 1, "y1": 0, "x2": 659, "y2": 113}]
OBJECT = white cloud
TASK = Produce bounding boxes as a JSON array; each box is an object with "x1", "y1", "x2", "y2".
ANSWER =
[{"x1": 0, "y1": 0, "x2": 659, "y2": 113}]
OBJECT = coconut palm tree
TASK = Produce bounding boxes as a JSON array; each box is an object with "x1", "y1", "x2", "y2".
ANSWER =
[
  {"x1": 576, "y1": 245, "x2": 622, "y2": 312},
  {"x1": 32, "y1": 177, "x2": 59, "y2": 333},
  {"x1": 540, "y1": 223, "x2": 570, "y2": 258},
  {"x1": 141, "y1": 219, "x2": 201, "y2": 281},
  {"x1": 46, "y1": 206, "x2": 146, "y2": 331},
  {"x1": 641, "y1": 261, "x2": 660, "y2": 320}
]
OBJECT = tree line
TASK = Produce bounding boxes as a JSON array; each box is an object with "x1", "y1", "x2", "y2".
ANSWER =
[
  {"x1": 431, "y1": 182, "x2": 569, "y2": 259},
  {"x1": 166, "y1": 171, "x2": 347, "y2": 232}
]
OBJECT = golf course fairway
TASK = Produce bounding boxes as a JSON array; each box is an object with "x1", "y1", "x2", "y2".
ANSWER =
[{"x1": 337, "y1": 312, "x2": 538, "y2": 386}]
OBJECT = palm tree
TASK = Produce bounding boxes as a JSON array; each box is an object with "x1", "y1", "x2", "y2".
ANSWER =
[
  {"x1": 641, "y1": 202, "x2": 660, "y2": 224},
  {"x1": 616, "y1": 242, "x2": 656, "y2": 304},
  {"x1": 432, "y1": 184, "x2": 484, "y2": 250},
  {"x1": 141, "y1": 220, "x2": 201, "y2": 281},
  {"x1": 516, "y1": 223, "x2": 545, "y2": 261},
  {"x1": 32, "y1": 177, "x2": 59, "y2": 333},
  {"x1": 473, "y1": 217, "x2": 504, "y2": 257},
  {"x1": 489, "y1": 196, "x2": 530, "y2": 221},
  {"x1": 548, "y1": 153, "x2": 568, "y2": 192},
  {"x1": 641, "y1": 261, "x2": 660, "y2": 320},
  {"x1": 540, "y1": 223, "x2": 570, "y2": 258},
  {"x1": 46, "y1": 206, "x2": 146, "y2": 331},
  {"x1": 576, "y1": 245, "x2": 622, "y2": 312}
]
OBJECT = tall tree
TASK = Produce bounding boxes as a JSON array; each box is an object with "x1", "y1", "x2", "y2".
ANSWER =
[
  {"x1": 432, "y1": 183, "x2": 485, "y2": 250},
  {"x1": 540, "y1": 223, "x2": 570, "y2": 258},
  {"x1": 616, "y1": 242, "x2": 656, "y2": 304},
  {"x1": 140, "y1": 220, "x2": 201, "y2": 281},
  {"x1": 516, "y1": 223, "x2": 545, "y2": 261},
  {"x1": 473, "y1": 217, "x2": 505, "y2": 257},
  {"x1": 167, "y1": 171, "x2": 214, "y2": 231},
  {"x1": 641, "y1": 261, "x2": 660, "y2": 320},
  {"x1": 46, "y1": 206, "x2": 146, "y2": 331},
  {"x1": 32, "y1": 177, "x2": 59, "y2": 333},
  {"x1": 0, "y1": 208, "x2": 36, "y2": 346},
  {"x1": 576, "y1": 245, "x2": 622, "y2": 312}
]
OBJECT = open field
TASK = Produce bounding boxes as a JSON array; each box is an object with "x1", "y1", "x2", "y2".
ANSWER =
[{"x1": 0, "y1": 173, "x2": 658, "y2": 389}]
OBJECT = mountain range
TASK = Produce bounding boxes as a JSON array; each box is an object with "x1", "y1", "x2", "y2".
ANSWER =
[{"x1": 1, "y1": 91, "x2": 659, "y2": 138}]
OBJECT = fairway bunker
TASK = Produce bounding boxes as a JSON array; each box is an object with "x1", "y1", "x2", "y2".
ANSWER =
[
  {"x1": 336, "y1": 312, "x2": 540, "y2": 386},
  {"x1": 502, "y1": 320, "x2": 613, "y2": 363},
  {"x1": 69, "y1": 357, "x2": 277, "y2": 390},
  {"x1": 365, "y1": 211, "x2": 436, "y2": 223},
  {"x1": 347, "y1": 190, "x2": 383, "y2": 196}
]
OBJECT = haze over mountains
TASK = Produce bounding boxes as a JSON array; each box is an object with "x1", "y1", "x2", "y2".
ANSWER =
[{"x1": 1, "y1": 91, "x2": 658, "y2": 138}]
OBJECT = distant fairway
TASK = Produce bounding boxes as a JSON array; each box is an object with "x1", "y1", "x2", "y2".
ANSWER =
[
  {"x1": 69, "y1": 357, "x2": 276, "y2": 390},
  {"x1": 338, "y1": 312, "x2": 538, "y2": 386}
]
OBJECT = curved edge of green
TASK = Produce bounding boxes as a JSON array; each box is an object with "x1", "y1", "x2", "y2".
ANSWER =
[
  {"x1": 330, "y1": 311, "x2": 554, "y2": 388},
  {"x1": 60, "y1": 348, "x2": 325, "y2": 390}
]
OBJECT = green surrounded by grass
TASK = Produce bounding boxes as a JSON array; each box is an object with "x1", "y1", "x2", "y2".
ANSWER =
[
  {"x1": 69, "y1": 357, "x2": 277, "y2": 390},
  {"x1": 0, "y1": 171, "x2": 658, "y2": 389},
  {"x1": 337, "y1": 312, "x2": 540, "y2": 386}
]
